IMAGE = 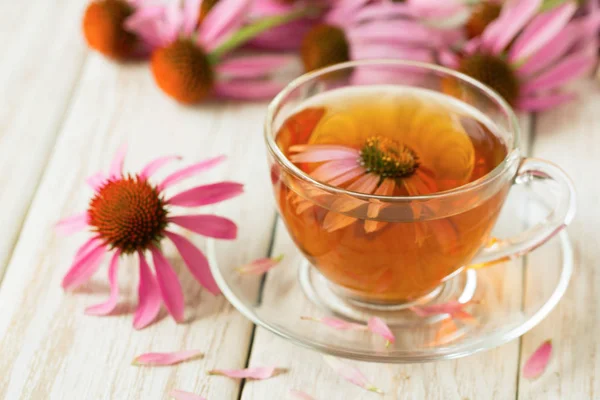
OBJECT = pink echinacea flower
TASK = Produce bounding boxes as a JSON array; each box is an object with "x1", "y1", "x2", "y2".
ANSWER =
[
  {"x1": 125, "y1": 0, "x2": 300, "y2": 103},
  {"x1": 440, "y1": 0, "x2": 600, "y2": 110},
  {"x1": 57, "y1": 146, "x2": 243, "y2": 329}
]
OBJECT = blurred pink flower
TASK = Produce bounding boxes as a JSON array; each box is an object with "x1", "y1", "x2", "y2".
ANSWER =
[
  {"x1": 249, "y1": 0, "x2": 328, "y2": 50},
  {"x1": 403, "y1": 0, "x2": 471, "y2": 27},
  {"x1": 125, "y1": 0, "x2": 298, "y2": 102},
  {"x1": 300, "y1": 0, "x2": 460, "y2": 81},
  {"x1": 440, "y1": 0, "x2": 600, "y2": 111},
  {"x1": 57, "y1": 146, "x2": 243, "y2": 329}
]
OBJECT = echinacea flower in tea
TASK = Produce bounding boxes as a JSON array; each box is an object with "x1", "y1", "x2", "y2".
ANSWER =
[
  {"x1": 441, "y1": 0, "x2": 600, "y2": 110},
  {"x1": 273, "y1": 85, "x2": 509, "y2": 301},
  {"x1": 57, "y1": 146, "x2": 243, "y2": 329},
  {"x1": 125, "y1": 0, "x2": 303, "y2": 103}
]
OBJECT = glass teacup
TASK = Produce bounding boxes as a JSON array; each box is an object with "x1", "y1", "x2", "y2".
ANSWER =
[{"x1": 265, "y1": 60, "x2": 576, "y2": 305}]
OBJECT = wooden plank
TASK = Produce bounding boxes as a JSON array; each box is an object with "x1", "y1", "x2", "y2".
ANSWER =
[
  {"x1": 0, "y1": 0, "x2": 88, "y2": 273},
  {"x1": 0, "y1": 55, "x2": 275, "y2": 399},
  {"x1": 241, "y1": 109, "x2": 532, "y2": 399},
  {"x1": 518, "y1": 83, "x2": 600, "y2": 399}
]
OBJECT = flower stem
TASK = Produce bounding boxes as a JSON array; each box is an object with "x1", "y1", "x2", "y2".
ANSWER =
[
  {"x1": 209, "y1": 8, "x2": 312, "y2": 62},
  {"x1": 540, "y1": 0, "x2": 571, "y2": 12}
]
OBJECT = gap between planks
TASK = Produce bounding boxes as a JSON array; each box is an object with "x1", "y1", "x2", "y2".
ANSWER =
[{"x1": 237, "y1": 215, "x2": 280, "y2": 400}]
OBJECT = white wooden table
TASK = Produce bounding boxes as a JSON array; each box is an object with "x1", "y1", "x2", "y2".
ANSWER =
[{"x1": 1, "y1": 2, "x2": 599, "y2": 399}]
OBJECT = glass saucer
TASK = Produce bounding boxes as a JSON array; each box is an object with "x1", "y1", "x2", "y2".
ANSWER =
[{"x1": 207, "y1": 183, "x2": 573, "y2": 363}]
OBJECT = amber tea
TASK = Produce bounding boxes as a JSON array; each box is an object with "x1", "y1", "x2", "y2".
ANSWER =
[{"x1": 273, "y1": 86, "x2": 509, "y2": 302}]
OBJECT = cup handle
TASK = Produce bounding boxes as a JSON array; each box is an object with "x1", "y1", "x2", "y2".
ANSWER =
[{"x1": 470, "y1": 157, "x2": 576, "y2": 266}]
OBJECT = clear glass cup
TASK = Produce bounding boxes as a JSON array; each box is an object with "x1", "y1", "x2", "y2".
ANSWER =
[{"x1": 264, "y1": 60, "x2": 576, "y2": 306}]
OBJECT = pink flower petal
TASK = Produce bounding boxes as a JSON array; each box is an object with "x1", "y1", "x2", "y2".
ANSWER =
[
  {"x1": 134, "y1": 252, "x2": 162, "y2": 330},
  {"x1": 367, "y1": 317, "x2": 395, "y2": 347},
  {"x1": 169, "y1": 215, "x2": 237, "y2": 240},
  {"x1": 125, "y1": 5, "x2": 168, "y2": 49},
  {"x1": 109, "y1": 144, "x2": 127, "y2": 178},
  {"x1": 322, "y1": 173, "x2": 379, "y2": 232},
  {"x1": 509, "y1": 2, "x2": 577, "y2": 63},
  {"x1": 482, "y1": 0, "x2": 542, "y2": 54},
  {"x1": 290, "y1": 390, "x2": 316, "y2": 400},
  {"x1": 159, "y1": 155, "x2": 226, "y2": 191},
  {"x1": 327, "y1": 0, "x2": 371, "y2": 25},
  {"x1": 165, "y1": 231, "x2": 220, "y2": 295},
  {"x1": 517, "y1": 91, "x2": 577, "y2": 111},
  {"x1": 301, "y1": 316, "x2": 367, "y2": 331},
  {"x1": 523, "y1": 340, "x2": 553, "y2": 379},
  {"x1": 365, "y1": 179, "x2": 395, "y2": 233},
  {"x1": 249, "y1": 22, "x2": 310, "y2": 50},
  {"x1": 410, "y1": 0, "x2": 469, "y2": 21},
  {"x1": 170, "y1": 390, "x2": 207, "y2": 400},
  {"x1": 133, "y1": 349, "x2": 203, "y2": 366},
  {"x1": 310, "y1": 159, "x2": 361, "y2": 183},
  {"x1": 199, "y1": 0, "x2": 253, "y2": 48},
  {"x1": 349, "y1": 19, "x2": 442, "y2": 47},
  {"x1": 217, "y1": 55, "x2": 295, "y2": 79},
  {"x1": 209, "y1": 366, "x2": 278, "y2": 380},
  {"x1": 139, "y1": 155, "x2": 181, "y2": 180},
  {"x1": 74, "y1": 236, "x2": 103, "y2": 263},
  {"x1": 438, "y1": 49, "x2": 460, "y2": 69},
  {"x1": 517, "y1": 15, "x2": 600, "y2": 77},
  {"x1": 86, "y1": 171, "x2": 107, "y2": 190},
  {"x1": 354, "y1": 2, "x2": 415, "y2": 21},
  {"x1": 323, "y1": 356, "x2": 383, "y2": 394},
  {"x1": 151, "y1": 247, "x2": 185, "y2": 323},
  {"x1": 213, "y1": 80, "x2": 285, "y2": 100},
  {"x1": 85, "y1": 250, "x2": 121, "y2": 316},
  {"x1": 289, "y1": 146, "x2": 360, "y2": 163},
  {"x1": 522, "y1": 47, "x2": 597, "y2": 95},
  {"x1": 237, "y1": 255, "x2": 283, "y2": 275},
  {"x1": 56, "y1": 213, "x2": 89, "y2": 235},
  {"x1": 328, "y1": 166, "x2": 365, "y2": 186},
  {"x1": 62, "y1": 243, "x2": 107, "y2": 290},
  {"x1": 168, "y1": 182, "x2": 244, "y2": 207},
  {"x1": 163, "y1": 1, "x2": 185, "y2": 41},
  {"x1": 411, "y1": 301, "x2": 475, "y2": 321},
  {"x1": 182, "y1": 0, "x2": 201, "y2": 36}
]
